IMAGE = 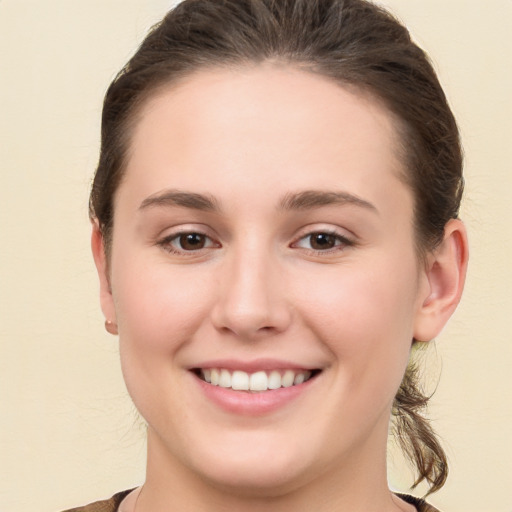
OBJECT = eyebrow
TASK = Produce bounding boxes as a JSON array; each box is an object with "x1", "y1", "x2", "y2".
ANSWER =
[
  {"x1": 139, "y1": 189, "x2": 220, "y2": 212},
  {"x1": 279, "y1": 190, "x2": 378, "y2": 214},
  {"x1": 138, "y1": 188, "x2": 377, "y2": 215}
]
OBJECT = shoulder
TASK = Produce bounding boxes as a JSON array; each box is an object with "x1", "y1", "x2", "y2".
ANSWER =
[
  {"x1": 60, "y1": 489, "x2": 134, "y2": 512},
  {"x1": 396, "y1": 493, "x2": 442, "y2": 512}
]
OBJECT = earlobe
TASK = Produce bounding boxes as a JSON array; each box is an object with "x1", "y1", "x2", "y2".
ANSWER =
[
  {"x1": 413, "y1": 219, "x2": 469, "y2": 342},
  {"x1": 91, "y1": 221, "x2": 117, "y2": 330}
]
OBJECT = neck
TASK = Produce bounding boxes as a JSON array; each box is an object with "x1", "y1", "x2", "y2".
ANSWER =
[{"x1": 134, "y1": 427, "x2": 414, "y2": 512}]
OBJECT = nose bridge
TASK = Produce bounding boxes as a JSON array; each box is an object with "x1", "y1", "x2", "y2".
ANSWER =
[{"x1": 212, "y1": 240, "x2": 290, "y2": 337}]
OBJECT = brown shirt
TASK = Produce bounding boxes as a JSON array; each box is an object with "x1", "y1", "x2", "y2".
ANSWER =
[{"x1": 61, "y1": 490, "x2": 441, "y2": 512}]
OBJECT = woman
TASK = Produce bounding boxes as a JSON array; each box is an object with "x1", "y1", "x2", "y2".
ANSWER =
[{"x1": 69, "y1": 0, "x2": 468, "y2": 510}]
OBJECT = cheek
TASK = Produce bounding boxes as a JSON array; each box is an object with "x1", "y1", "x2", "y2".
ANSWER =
[
  {"x1": 111, "y1": 253, "x2": 215, "y2": 356},
  {"x1": 293, "y1": 257, "x2": 418, "y2": 388},
  {"x1": 110, "y1": 255, "x2": 217, "y2": 424},
  {"x1": 298, "y1": 262, "x2": 417, "y2": 335}
]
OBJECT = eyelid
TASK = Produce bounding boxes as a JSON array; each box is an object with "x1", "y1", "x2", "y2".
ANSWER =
[
  {"x1": 154, "y1": 224, "x2": 355, "y2": 256},
  {"x1": 290, "y1": 226, "x2": 356, "y2": 252},
  {"x1": 156, "y1": 226, "x2": 221, "y2": 255}
]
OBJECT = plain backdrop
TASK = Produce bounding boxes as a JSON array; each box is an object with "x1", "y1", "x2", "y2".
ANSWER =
[{"x1": 1, "y1": 1, "x2": 511, "y2": 511}]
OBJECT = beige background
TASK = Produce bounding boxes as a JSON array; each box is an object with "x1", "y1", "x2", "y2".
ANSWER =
[{"x1": 0, "y1": 1, "x2": 510, "y2": 511}]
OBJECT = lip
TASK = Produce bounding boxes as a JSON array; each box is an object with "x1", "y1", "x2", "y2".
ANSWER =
[
  {"x1": 189, "y1": 360, "x2": 321, "y2": 416},
  {"x1": 188, "y1": 358, "x2": 318, "y2": 373}
]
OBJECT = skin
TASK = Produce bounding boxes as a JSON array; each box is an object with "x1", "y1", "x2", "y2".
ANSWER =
[{"x1": 92, "y1": 64, "x2": 468, "y2": 512}]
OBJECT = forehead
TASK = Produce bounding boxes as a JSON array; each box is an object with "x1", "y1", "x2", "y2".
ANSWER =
[{"x1": 120, "y1": 64, "x2": 411, "y2": 216}]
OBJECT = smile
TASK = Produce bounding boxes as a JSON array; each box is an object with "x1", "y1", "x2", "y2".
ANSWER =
[{"x1": 198, "y1": 368, "x2": 316, "y2": 392}]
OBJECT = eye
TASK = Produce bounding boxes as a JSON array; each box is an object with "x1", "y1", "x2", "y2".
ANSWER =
[
  {"x1": 159, "y1": 231, "x2": 218, "y2": 254},
  {"x1": 293, "y1": 231, "x2": 353, "y2": 252}
]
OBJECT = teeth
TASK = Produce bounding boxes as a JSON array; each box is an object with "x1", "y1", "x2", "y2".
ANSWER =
[
  {"x1": 249, "y1": 371, "x2": 268, "y2": 391},
  {"x1": 268, "y1": 371, "x2": 282, "y2": 389},
  {"x1": 231, "y1": 370, "x2": 249, "y2": 391},
  {"x1": 210, "y1": 368, "x2": 220, "y2": 386},
  {"x1": 294, "y1": 373, "x2": 305, "y2": 385},
  {"x1": 219, "y1": 369, "x2": 231, "y2": 388},
  {"x1": 199, "y1": 368, "x2": 314, "y2": 392},
  {"x1": 282, "y1": 370, "x2": 295, "y2": 388}
]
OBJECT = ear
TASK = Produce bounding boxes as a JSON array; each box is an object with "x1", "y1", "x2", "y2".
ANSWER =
[
  {"x1": 91, "y1": 221, "x2": 117, "y2": 329},
  {"x1": 413, "y1": 219, "x2": 469, "y2": 342}
]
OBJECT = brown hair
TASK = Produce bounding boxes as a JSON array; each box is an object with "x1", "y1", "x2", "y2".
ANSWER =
[{"x1": 90, "y1": 0, "x2": 463, "y2": 495}]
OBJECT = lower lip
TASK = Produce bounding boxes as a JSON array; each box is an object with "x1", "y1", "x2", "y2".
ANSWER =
[{"x1": 193, "y1": 373, "x2": 317, "y2": 416}]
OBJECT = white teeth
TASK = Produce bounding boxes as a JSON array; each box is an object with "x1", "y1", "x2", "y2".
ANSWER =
[
  {"x1": 249, "y1": 371, "x2": 268, "y2": 391},
  {"x1": 293, "y1": 373, "x2": 305, "y2": 385},
  {"x1": 268, "y1": 371, "x2": 282, "y2": 389},
  {"x1": 219, "y1": 369, "x2": 231, "y2": 388},
  {"x1": 294, "y1": 371, "x2": 311, "y2": 385},
  {"x1": 210, "y1": 368, "x2": 220, "y2": 386},
  {"x1": 231, "y1": 370, "x2": 249, "y2": 391},
  {"x1": 200, "y1": 368, "x2": 314, "y2": 392},
  {"x1": 282, "y1": 370, "x2": 295, "y2": 388}
]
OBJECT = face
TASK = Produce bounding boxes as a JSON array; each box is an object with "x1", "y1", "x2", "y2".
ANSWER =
[{"x1": 96, "y1": 65, "x2": 434, "y2": 494}]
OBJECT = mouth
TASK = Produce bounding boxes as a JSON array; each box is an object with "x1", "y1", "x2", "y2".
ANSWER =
[{"x1": 192, "y1": 368, "x2": 321, "y2": 392}]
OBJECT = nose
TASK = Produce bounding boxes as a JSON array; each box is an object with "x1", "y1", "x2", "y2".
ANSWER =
[{"x1": 210, "y1": 247, "x2": 292, "y2": 339}]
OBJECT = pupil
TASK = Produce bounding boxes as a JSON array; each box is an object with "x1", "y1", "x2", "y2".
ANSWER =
[
  {"x1": 180, "y1": 233, "x2": 205, "y2": 250},
  {"x1": 311, "y1": 233, "x2": 335, "y2": 250}
]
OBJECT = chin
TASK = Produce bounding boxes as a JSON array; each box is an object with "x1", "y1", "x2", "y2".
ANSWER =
[
  {"x1": 199, "y1": 461, "x2": 308, "y2": 498},
  {"x1": 186, "y1": 435, "x2": 316, "y2": 497}
]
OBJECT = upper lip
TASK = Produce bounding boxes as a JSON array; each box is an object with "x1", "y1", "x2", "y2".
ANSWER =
[{"x1": 188, "y1": 358, "x2": 321, "y2": 373}]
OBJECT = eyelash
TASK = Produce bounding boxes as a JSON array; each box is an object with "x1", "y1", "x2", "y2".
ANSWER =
[
  {"x1": 292, "y1": 230, "x2": 355, "y2": 254},
  {"x1": 157, "y1": 229, "x2": 354, "y2": 256},
  {"x1": 158, "y1": 231, "x2": 219, "y2": 255}
]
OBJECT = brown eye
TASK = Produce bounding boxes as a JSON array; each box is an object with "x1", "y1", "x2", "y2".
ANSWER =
[
  {"x1": 178, "y1": 233, "x2": 207, "y2": 250},
  {"x1": 309, "y1": 233, "x2": 337, "y2": 250},
  {"x1": 159, "y1": 231, "x2": 218, "y2": 254},
  {"x1": 293, "y1": 230, "x2": 353, "y2": 253}
]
